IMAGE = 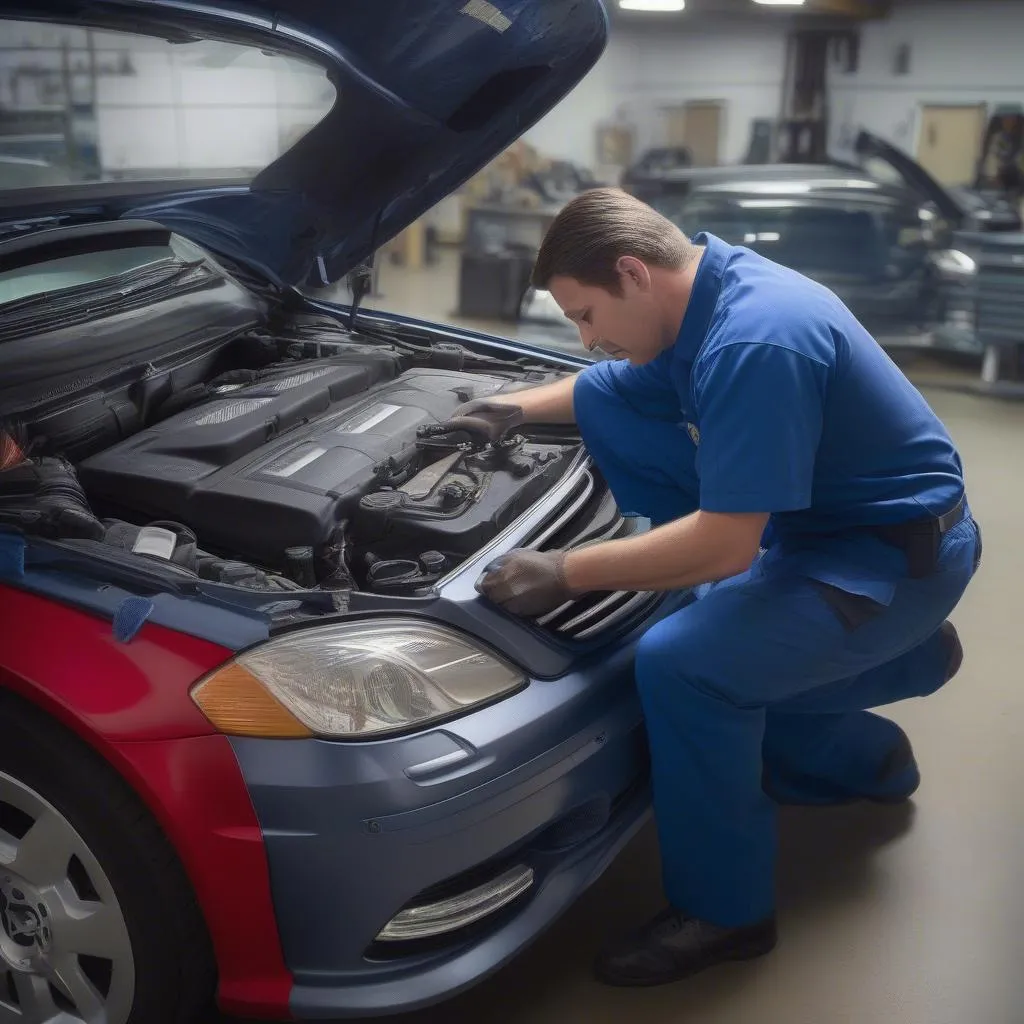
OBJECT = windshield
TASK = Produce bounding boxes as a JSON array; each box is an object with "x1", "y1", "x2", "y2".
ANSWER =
[
  {"x1": 0, "y1": 235, "x2": 205, "y2": 306},
  {"x1": 0, "y1": 19, "x2": 336, "y2": 190}
]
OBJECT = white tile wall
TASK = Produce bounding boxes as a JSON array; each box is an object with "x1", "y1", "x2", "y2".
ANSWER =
[
  {"x1": 175, "y1": 64, "x2": 279, "y2": 108},
  {"x1": 97, "y1": 107, "x2": 180, "y2": 170},
  {"x1": 94, "y1": 52, "x2": 176, "y2": 107},
  {"x1": 181, "y1": 106, "x2": 281, "y2": 169},
  {"x1": 0, "y1": 17, "x2": 335, "y2": 176}
]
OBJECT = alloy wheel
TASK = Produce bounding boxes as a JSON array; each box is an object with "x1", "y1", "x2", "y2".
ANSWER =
[{"x1": 0, "y1": 772, "x2": 134, "y2": 1024}]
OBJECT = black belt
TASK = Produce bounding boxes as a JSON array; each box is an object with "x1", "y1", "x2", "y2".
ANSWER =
[{"x1": 874, "y1": 495, "x2": 967, "y2": 578}]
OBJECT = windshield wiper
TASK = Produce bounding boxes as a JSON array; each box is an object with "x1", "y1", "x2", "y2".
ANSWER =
[
  {"x1": 0, "y1": 260, "x2": 218, "y2": 343},
  {"x1": 0, "y1": 257, "x2": 206, "y2": 320}
]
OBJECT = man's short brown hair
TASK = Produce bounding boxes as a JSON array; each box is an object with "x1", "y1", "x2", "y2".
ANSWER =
[{"x1": 531, "y1": 187, "x2": 697, "y2": 292}]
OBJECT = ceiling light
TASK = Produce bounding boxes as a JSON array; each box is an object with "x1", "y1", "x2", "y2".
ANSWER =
[
  {"x1": 751, "y1": 0, "x2": 807, "y2": 6},
  {"x1": 619, "y1": 0, "x2": 686, "y2": 11}
]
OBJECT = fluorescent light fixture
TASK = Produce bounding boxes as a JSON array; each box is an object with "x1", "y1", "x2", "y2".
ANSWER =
[
  {"x1": 619, "y1": 0, "x2": 685, "y2": 11},
  {"x1": 752, "y1": 0, "x2": 806, "y2": 6}
]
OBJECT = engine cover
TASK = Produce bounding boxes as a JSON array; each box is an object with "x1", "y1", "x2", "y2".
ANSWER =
[
  {"x1": 79, "y1": 358, "x2": 511, "y2": 568},
  {"x1": 354, "y1": 440, "x2": 573, "y2": 573}
]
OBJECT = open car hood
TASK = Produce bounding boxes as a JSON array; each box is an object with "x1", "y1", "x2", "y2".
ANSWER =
[
  {"x1": 0, "y1": 0, "x2": 607, "y2": 289},
  {"x1": 851, "y1": 130, "x2": 967, "y2": 223}
]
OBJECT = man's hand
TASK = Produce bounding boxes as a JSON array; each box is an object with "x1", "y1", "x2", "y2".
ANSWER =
[
  {"x1": 476, "y1": 549, "x2": 572, "y2": 616},
  {"x1": 423, "y1": 399, "x2": 525, "y2": 445}
]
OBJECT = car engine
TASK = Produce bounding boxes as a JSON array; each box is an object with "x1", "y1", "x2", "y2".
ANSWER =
[{"x1": 1, "y1": 346, "x2": 580, "y2": 597}]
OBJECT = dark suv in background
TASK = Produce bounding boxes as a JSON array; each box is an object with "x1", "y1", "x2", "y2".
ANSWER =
[{"x1": 521, "y1": 130, "x2": 1024, "y2": 359}]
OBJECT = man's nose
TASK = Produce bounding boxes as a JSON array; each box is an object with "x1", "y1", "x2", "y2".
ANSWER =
[{"x1": 578, "y1": 325, "x2": 598, "y2": 352}]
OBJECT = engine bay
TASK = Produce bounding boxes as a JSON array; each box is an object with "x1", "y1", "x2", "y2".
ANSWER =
[{"x1": 0, "y1": 327, "x2": 580, "y2": 597}]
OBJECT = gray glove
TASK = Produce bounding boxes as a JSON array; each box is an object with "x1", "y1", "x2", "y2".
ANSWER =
[
  {"x1": 426, "y1": 399, "x2": 525, "y2": 445},
  {"x1": 476, "y1": 549, "x2": 572, "y2": 616}
]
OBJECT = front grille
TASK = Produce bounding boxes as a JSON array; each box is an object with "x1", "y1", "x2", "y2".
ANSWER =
[
  {"x1": 959, "y1": 233, "x2": 1024, "y2": 346},
  {"x1": 524, "y1": 467, "x2": 658, "y2": 640}
]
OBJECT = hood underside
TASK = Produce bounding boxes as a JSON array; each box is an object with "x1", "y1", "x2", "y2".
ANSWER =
[{"x1": 0, "y1": 0, "x2": 608, "y2": 288}]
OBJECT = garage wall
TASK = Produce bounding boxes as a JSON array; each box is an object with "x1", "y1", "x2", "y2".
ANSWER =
[
  {"x1": 618, "y1": 24, "x2": 789, "y2": 166},
  {"x1": 0, "y1": 18, "x2": 335, "y2": 179},
  {"x1": 828, "y1": 0, "x2": 1024, "y2": 155},
  {"x1": 526, "y1": 0, "x2": 1024, "y2": 175},
  {"x1": 92, "y1": 35, "x2": 333, "y2": 177},
  {"x1": 523, "y1": 21, "x2": 789, "y2": 169},
  {"x1": 521, "y1": 41, "x2": 633, "y2": 171}
]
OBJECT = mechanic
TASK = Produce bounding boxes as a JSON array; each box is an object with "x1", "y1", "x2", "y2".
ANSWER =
[{"x1": 432, "y1": 188, "x2": 981, "y2": 989}]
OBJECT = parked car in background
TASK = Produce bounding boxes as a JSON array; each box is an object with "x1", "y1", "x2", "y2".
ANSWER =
[
  {"x1": 620, "y1": 145, "x2": 693, "y2": 190},
  {"x1": 848, "y1": 129, "x2": 1022, "y2": 234},
  {"x1": 523, "y1": 131, "x2": 1013, "y2": 355},
  {"x1": 524, "y1": 163, "x2": 955, "y2": 345},
  {"x1": 0, "y1": 2, "x2": 680, "y2": 1023},
  {"x1": 639, "y1": 167, "x2": 941, "y2": 340}
]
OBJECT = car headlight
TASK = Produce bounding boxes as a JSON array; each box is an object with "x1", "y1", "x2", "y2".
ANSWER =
[
  {"x1": 191, "y1": 618, "x2": 526, "y2": 739},
  {"x1": 931, "y1": 249, "x2": 977, "y2": 278}
]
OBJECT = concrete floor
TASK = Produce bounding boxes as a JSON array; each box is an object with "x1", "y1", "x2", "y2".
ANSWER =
[{"x1": 220, "y1": 260, "x2": 1024, "y2": 1024}]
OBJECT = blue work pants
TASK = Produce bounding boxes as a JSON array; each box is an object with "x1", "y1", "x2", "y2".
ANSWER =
[{"x1": 574, "y1": 365, "x2": 981, "y2": 927}]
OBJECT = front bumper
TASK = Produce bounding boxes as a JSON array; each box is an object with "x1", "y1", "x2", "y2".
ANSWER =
[{"x1": 230, "y1": 633, "x2": 654, "y2": 1018}]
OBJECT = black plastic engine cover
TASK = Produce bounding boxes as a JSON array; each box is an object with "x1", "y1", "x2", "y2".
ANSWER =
[
  {"x1": 78, "y1": 359, "x2": 509, "y2": 567},
  {"x1": 354, "y1": 442, "x2": 573, "y2": 565}
]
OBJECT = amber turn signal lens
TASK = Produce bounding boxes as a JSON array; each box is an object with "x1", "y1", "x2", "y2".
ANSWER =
[{"x1": 192, "y1": 663, "x2": 314, "y2": 739}]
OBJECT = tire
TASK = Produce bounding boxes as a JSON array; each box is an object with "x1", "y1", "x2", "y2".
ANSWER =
[{"x1": 0, "y1": 693, "x2": 216, "y2": 1024}]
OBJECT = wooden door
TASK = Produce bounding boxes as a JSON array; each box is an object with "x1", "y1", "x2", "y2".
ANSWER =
[
  {"x1": 664, "y1": 102, "x2": 723, "y2": 167},
  {"x1": 916, "y1": 105, "x2": 987, "y2": 187}
]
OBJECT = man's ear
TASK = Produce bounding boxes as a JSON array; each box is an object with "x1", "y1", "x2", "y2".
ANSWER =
[{"x1": 615, "y1": 255, "x2": 652, "y2": 293}]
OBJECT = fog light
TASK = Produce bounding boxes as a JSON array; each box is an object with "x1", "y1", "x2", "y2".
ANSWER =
[{"x1": 375, "y1": 865, "x2": 534, "y2": 942}]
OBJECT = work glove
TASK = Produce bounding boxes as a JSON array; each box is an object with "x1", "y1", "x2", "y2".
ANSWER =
[
  {"x1": 425, "y1": 399, "x2": 525, "y2": 445},
  {"x1": 476, "y1": 548, "x2": 573, "y2": 617}
]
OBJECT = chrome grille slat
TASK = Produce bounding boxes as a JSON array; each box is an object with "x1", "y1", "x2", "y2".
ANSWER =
[
  {"x1": 574, "y1": 592, "x2": 658, "y2": 640},
  {"x1": 535, "y1": 599, "x2": 576, "y2": 627},
  {"x1": 526, "y1": 466, "x2": 658, "y2": 640},
  {"x1": 959, "y1": 235, "x2": 1024, "y2": 346},
  {"x1": 556, "y1": 591, "x2": 634, "y2": 633},
  {"x1": 525, "y1": 471, "x2": 595, "y2": 551}
]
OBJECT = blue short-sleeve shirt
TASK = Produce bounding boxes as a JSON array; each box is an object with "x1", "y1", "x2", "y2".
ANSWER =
[{"x1": 598, "y1": 232, "x2": 965, "y2": 603}]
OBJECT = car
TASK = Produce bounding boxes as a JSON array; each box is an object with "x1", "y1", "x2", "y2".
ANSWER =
[
  {"x1": 620, "y1": 145, "x2": 693, "y2": 190},
  {"x1": 524, "y1": 162, "x2": 953, "y2": 344},
  {"x1": 634, "y1": 167, "x2": 944, "y2": 340},
  {"x1": 0, "y1": 2, "x2": 687, "y2": 1023},
  {"x1": 522, "y1": 131, "x2": 1011, "y2": 352},
  {"x1": 847, "y1": 129, "x2": 1022, "y2": 234}
]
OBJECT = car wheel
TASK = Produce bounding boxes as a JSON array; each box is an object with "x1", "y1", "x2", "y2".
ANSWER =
[{"x1": 0, "y1": 695, "x2": 215, "y2": 1024}]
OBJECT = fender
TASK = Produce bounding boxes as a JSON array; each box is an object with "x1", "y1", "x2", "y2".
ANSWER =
[{"x1": 0, "y1": 584, "x2": 293, "y2": 1019}]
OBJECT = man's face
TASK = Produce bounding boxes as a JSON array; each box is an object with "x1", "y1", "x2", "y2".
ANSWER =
[{"x1": 547, "y1": 260, "x2": 667, "y2": 364}]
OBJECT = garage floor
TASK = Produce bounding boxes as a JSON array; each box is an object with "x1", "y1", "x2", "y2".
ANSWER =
[{"x1": 219, "y1": 264, "x2": 1024, "y2": 1024}]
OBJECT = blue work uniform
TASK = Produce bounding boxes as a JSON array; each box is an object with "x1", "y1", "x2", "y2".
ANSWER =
[{"x1": 572, "y1": 232, "x2": 981, "y2": 929}]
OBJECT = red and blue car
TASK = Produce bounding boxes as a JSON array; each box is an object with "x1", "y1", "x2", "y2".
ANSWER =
[{"x1": 0, "y1": 2, "x2": 678, "y2": 1021}]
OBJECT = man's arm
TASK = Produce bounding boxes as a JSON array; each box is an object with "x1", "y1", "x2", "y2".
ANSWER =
[
  {"x1": 495, "y1": 372, "x2": 580, "y2": 423},
  {"x1": 477, "y1": 336, "x2": 827, "y2": 616},
  {"x1": 563, "y1": 510, "x2": 768, "y2": 593}
]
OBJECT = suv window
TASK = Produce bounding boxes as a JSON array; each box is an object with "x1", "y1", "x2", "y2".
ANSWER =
[{"x1": 658, "y1": 194, "x2": 926, "y2": 281}]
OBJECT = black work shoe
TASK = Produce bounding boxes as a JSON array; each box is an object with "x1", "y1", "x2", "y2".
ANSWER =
[{"x1": 594, "y1": 907, "x2": 778, "y2": 987}]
